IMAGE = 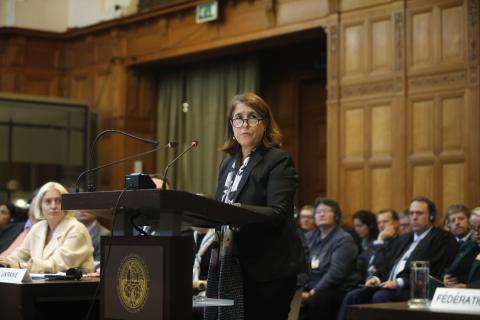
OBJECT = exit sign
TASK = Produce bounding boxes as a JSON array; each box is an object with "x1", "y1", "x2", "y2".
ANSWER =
[{"x1": 196, "y1": 1, "x2": 218, "y2": 24}]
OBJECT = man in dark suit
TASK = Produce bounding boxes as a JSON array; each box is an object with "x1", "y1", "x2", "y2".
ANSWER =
[
  {"x1": 445, "y1": 204, "x2": 472, "y2": 244},
  {"x1": 357, "y1": 209, "x2": 400, "y2": 280},
  {"x1": 337, "y1": 196, "x2": 459, "y2": 320},
  {"x1": 443, "y1": 207, "x2": 480, "y2": 289},
  {"x1": 74, "y1": 211, "x2": 110, "y2": 261}
]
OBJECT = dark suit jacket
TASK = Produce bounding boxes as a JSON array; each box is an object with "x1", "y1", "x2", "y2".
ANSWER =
[
  {"x1": 89, "y1": 221, "x2": 111, "y2": 261},
  {"x1": 448, "y1": 241, "x2": 480, "y2": 283},
  {"x1": 376, "y1": 227, "x2": 459, "y2": 297},
  {"x1": 215, "y1": 146, "x2": 305, "y2": 282},
  {"x1": 0, "y1": 222, "x2": 25, "y2": 253},
  {"x1": 467, "y1": 258, "x2": 480, "y2": 288},
  {"x1": 357, "y1": 235, "x2": 401, "y2": 280}
]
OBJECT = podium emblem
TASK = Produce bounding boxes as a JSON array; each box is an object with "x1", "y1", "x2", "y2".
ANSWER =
[{"x1": 117, "y1": 253, "x2": 150, "y2": 313}]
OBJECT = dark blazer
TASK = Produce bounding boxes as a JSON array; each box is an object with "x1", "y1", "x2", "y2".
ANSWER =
[
  {"x1": 89, "y1": 221, "x2": 111, "y2": 261},
  {"x1": 448, "y1": 241, "x2": 480, "y2": 281},
  {"x1": 0, "y1": 222, "x2": 25, "y2": 253},
  {"x1": 376, "y1": 227, "x2": 459, "y2": 295},
  {"x1": 306, "y1": 227, "x2": 361, "y2": 292},
  {"x1": 357, "y1": 235, "x2": 401, "y2": 280},
  {"x1": 215, "y1": 146, "x2": 305, "y2": 282},
  {"x1": 467, "y1": 258, "x2": 480, "y2": 288}
]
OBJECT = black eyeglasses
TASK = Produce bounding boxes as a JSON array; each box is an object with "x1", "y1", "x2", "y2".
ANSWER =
[{"x1": 230, "y1": 117, "x2": 263, "y2": 128}]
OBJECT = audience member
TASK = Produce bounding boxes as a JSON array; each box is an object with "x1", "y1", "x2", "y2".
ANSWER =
[
  {"x1": 0, "y1": 202, "x2": 15, "y2": 225},
  {"x1": 0, "y1": 196, "x2": 38, "y2": 256},
  {"x1": 445, "y1": 204, "x2": 472, "y2": 244},
  {"x1": 299, "y1": 205, "x2": 316, "y2": 233},
  {"x1": 337, "y1": 196, "x2": 458, "y2": 320},
  {"x1": 192, "y1": 227, "x2": 215, "y2": 293},
  {"x1": 443, "y1": 207, "x2": 480, "y2": 289},
  {"x1": 0, "y1": 182, "x2": 94, "y2": 273},
  {"x1": 300, "y1": 198, "x2": 360, "y2": 320},
  {"x1": 352, "y1": 210, "x2": 378, "y2": 252},
  {"x1": 75, "y1": 211, "x2": 111, "y2": 261},
  {"x1": 398, "y1": 209, "x2": 411, "y2": 235},
  {"x1": 357, "y1": 209, "x2": 400, "y2": 279}
]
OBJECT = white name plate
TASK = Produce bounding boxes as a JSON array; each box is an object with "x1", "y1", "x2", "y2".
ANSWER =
[
  {"x1": 431, "y1": 287, "x2": 480, "y2": 313},
  {"x1": 0, "y1": 267, "x2": 32, "y2": 284}
]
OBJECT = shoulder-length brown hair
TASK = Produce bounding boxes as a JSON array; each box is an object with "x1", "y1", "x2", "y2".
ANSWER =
[{"x1": 221, "y1": 92, "x2": 283, "y2": 155}]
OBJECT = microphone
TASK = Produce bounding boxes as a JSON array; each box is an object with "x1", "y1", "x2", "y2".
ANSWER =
[
  {"x1": 86, "y1": 130, "x2": 160, "y2": 191},
  {"x1": 75, "y1": 141, "x2": 177, "y2": 192},
  {"x1": 161, "y1": 140, "x2": 199, "y2": 189}
]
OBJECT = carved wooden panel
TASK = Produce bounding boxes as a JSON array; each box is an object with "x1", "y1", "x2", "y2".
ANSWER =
[
  {"x1": 407, "y1": 1, "x2": 466, "y2": 72},
  {"x1": 411, "y1": 99, "x2": 434, "y2": 155},
  {"x1": 276, "y1": 0, "x2": 329, "y2": 25},
  {"x1": 340, "y1": 0, "x2": 391, "y2": 12},
  {"x1": 343, "y1": 23, "x2": 365, "y2": 78},
  {"x1": 223, "y1": 1, "x2": 270, "y2": 37},
  {"x1": 440, "y1": 95, "x2": 464, "y2": 152},
  {"x1": 70, "y1": 73, "x2": 93, "y2": 104},
  {"x1": 25, "y1": 39, "x2": 60, "y2": 69},
  {"x1": 407, "y1": 89, "x2": 468, "y2": 214},
  {"x1": 344, "y1": 107, "x2": 364, "y2": 159},
  {"x1": 442, "y1": 162, "x2": 465, "y2": 209},
  {"x1": 412, "y1": 165, "x2": 434, "y2": 199},
  {"x1": 440, "y1": 5, "x2": 465, "y2": 64},
  {"x1": 125, "y1": 19, "x2": 168, "y2": 56},
  {"x1": 22, "y1": 73, "x2": 55, "y2": 95},
  {"x1": 370, "y1": 18, "x2": 392, "y2": 74},
  {"x1": 343, "y1": 168, "x2": 365, "y2": 220},
  {"x1": 371, "y1": 167, "x2": 392, "y2": 212},
  {"x1": 94, "y1": 69, "x2": 113, "y2": 115},
  {"x1": 371, "y1": 104, "x2": 391, "y2": 156},
  {"x1": 410, "y1": 11, "x2": 433, "y2": 69}
]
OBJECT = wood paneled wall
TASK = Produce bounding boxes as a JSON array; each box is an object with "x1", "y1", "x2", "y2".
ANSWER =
[
  {"x1": 0, "y1": 0, "x2": 478, "y2": 223},
  {"x1": 328, "y1": 0, "x2": 479, "y2": 223}
]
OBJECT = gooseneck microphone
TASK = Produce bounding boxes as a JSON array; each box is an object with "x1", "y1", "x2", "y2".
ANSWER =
[
  {"x1": 75, "y1": 141, "x2": 177, "y2": 192},
  {"x1": 86, "y1": 130, "x2": 160, "y2": 191},
  {"x1": 161, "y1": 140, "x2": 199, "y2": 189}
]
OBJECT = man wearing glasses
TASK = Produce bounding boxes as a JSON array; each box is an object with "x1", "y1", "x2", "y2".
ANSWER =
[
  {"x1": 337, "y1": 196, "x2": 458, "y2": 320},
  {"x1": 443, "y1": 207, "x2": 480, "y2": 289}
]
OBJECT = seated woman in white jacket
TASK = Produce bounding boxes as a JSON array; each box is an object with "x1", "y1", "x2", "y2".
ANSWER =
[{"x1": 0, "y1": 181, "x2": 94, "y2": 273}]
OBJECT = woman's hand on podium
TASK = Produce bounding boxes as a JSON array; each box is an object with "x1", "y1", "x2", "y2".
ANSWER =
[{"x1": 193, "y1": 280, "x2": 207, "y2": 291}]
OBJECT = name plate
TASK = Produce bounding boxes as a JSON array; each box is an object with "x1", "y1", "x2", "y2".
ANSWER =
[
  {"x1": 431, "y1": 287, "x2": 480, "y2": 313},
  {"x1": 0, "y1": 268, "x2": 32, "y2": 284}
]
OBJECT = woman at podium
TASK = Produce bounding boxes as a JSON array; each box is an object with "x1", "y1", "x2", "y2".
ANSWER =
[
  {"x1": 0, "y1": 181, "x2": 94, "y2": 273},
  {"x1": 205, "y1": 93, "x2": 305, "y2": 320}
]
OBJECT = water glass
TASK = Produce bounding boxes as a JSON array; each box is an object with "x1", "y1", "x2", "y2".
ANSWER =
[{"x1": 408, "y1": 261, "x2": 429, "y2": 308}]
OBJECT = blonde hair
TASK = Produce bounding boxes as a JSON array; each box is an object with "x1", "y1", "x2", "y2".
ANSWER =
[
  {"x1": 472, "y1": 207, "x2": 480, "y2": 218},
  {"x1": 34, "y1": 181, "x2": 69, "y2": 220}
]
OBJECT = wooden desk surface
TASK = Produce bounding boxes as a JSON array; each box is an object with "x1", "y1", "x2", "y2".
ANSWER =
[
  {"x1": 0, "y1": 278, "x2": 100, "y2": 320},
  {"x1": 346, "y1": 302, "x2": 479, "y2": 320}
]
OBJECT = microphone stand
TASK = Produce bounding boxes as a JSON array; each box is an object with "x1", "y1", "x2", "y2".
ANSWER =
[
  {"x1": 76, "y1": 142, "x2": 176, "y2": 192},
  {"x1": 86, "y1": 129, "x2": 160, "y2": 192},
  {"x1": 161, "y1": 140, "x2": 199, "y2": 189}
]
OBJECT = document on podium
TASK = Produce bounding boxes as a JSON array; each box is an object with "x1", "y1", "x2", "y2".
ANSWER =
[{"x1": 192, "y1": 296, "x2": 234, "y2": 308}]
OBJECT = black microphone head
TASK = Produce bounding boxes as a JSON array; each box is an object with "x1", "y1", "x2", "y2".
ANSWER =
[
  {"x1": 192, "y1": 140, "x2": 199, "y2": 147},
  {"x1": 143, "y1": 138, "x2": 159, "y2": 146},
  {"x1": 168, "y1": 141, "x2": 178, "y2": 148}
]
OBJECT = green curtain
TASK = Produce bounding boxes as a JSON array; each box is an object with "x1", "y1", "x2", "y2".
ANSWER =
[{"x1": 156, "y1": 56, "x2": 258, "y2": 195}]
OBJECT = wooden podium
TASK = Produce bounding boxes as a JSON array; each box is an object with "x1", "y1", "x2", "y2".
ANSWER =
[{"x1": 62, "y1": 189, "x2": 267, "y2": 320}]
